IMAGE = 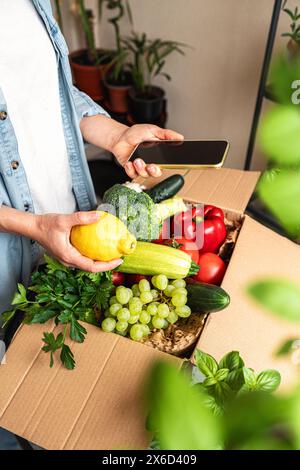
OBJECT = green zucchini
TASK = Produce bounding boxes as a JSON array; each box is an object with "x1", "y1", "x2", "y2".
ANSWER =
[
  {"x1": 118, "y1": 241, "x2": 199, "y2": 279},
  {"x1": 186, "y1": 282, "x2": 230, "y2": 313},
  {"x1": 146, "y1": 174, "x2": 185, "y2": 203}
]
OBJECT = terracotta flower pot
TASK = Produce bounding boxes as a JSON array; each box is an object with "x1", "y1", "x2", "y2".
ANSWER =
[
  {"x1": 103, "y1": 72, "x2": 133, "y2": 114},
  {"x1": 69, "y1": 49, "x2": 113, "y2": 101}
]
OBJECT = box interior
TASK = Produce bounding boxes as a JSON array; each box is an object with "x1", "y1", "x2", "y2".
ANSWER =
[{"x1": 5, "y1": 168, "x2": 287, "y2": 450}]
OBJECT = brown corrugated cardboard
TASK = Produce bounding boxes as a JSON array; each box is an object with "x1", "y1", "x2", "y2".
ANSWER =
[
  {"x1": 1, "y1": 167, "x2": 298, "y2": 449},
  {"x1": 0, "y1": 323, "x2": 181, "y2": 449},
  {"x1": 170, "y1": 168, "x2": 260, "y2": 214},
  {"x1": 196, "y1": 215, "x2": 300, "y2": 391}
]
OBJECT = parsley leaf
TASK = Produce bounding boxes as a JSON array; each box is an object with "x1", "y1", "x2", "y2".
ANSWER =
[
  {"x1": 60, "y1": 344, "x2": 75, "y2": 370},
  {"x1": 4, "y1": 255, "x2": 113, "y2": 369}
]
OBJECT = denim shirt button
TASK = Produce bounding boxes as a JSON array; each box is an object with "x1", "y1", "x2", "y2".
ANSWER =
[
  {"x1": 0, "y1": 110, "x2": 7, "y2": 120},
  {"x1": 30, "y1": 239, "x2": 35, "y2": 245},
  {"x1": 24, "y1": 202, "x2": 30, "y2": 211},
  {"x1": 11, "y1": 160, "x2": 19, "y2": 170}
]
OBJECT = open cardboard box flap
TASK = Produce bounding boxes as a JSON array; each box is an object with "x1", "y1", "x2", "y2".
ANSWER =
[
  {"x1": 1, "y1": 168, "x2": 299, "y2": 449},
  {"x1": 137, "y1": 168, "x2": 260, "y2": 214},
  {"x1": 0, "y1": 322, "x2": 181, "y2": 450}
]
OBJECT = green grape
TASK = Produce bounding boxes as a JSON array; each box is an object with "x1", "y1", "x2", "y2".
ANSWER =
[
  {"x1": 127, "y1": 288, "x2": 133, "y2": 299},
  {"x1": 109, "y1": 296, "x2": 118, "y2": 306},
  {"x1": 150, "y1": 289, "x2": 159, "y2": 300},
  {"x1": 152, "y1": 316, "x2": 166, "y2": 329},
  {"x1": 140, "y1": 291, "x2": 153, "y2": 304},
  {"x1": 164, "y1": 285, "x2": 176, "y2": 297},
  {"x1": 172, "y1": 287, "x2": 187, "y2": 297},
  {"x1": 167, "y1": 310, "x2": 179, "y2": 324},
  {"x1": 132, "y1": 284, "x2": 140, "y2": 297},
  {"x1": 141, "y1": 324, "x2": 150, "y2": 337},
  {"x1": 109, "y1": 303, "x2": 122, "y2": 317},
  {"x1": 139, "y1": 311, "x2": 151, "y2": 324},
  {"x1": 147, "y1": 303, "x2": 158, "y2": 316},
  {"x1": 116, "y1": 286, "x2": 131, "y2": 305},
  {"x1": 116, "y1": 320, "x2": 128, "y2": 332},
  {"x1": 116, "y1": 330, "x2": 127, "y2": 337},
  {"x1": 155, "y1": 274, "x2": 168, "y2": 290},
  {"x1": 172, "y1": 279, "x2": 186, "y2": 289},
  {"x1": 175, "y1": 305, "x2": 192, "y2": 318},
  {"x1": 161, "y1": 319, "x2": 169, "y2": 329},
  {"x1": 128, "y1": 314, "x2": 140, "y2": 325},
  {"x1": 157, "y1": 303, "x2": 169, "y2": 318},
  {"x1": 139, "y1": 279, "x2": 151, "y2": 292},
  {"x1": 117, "y1": 308, "x2": 130, "y2": 322},
  {"x1": 129, "y1": 297, "x2": 143, "y2": 315},
  {"x1": 101, "y1": 317, "x2": 116, "y2": 333},
  {"x1": 130, "y1": 324, "x2": 144, "y2": 341},
  {"x1": 171, "y1": 293, "x2": 187, "y2": 307},
  {"x1": 151, "y1": 275, "x2": 158, "y2": 288}
]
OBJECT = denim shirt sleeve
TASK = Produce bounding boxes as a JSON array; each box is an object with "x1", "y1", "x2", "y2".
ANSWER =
[{"x1": 71, "y1": 86, "x2": 110, "y2": 122}]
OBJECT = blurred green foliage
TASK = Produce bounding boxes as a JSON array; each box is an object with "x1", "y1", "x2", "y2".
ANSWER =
[{"x1": 147, "y1": 50, "x2": 300, "y2": 450}]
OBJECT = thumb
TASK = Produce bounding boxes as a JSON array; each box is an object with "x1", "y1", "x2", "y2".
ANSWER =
[{"x1": 70, "y1": 211, "x2": 101, "y2": 226}]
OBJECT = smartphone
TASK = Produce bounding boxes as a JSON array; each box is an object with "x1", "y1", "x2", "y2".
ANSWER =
[{"x1": 128, "y1": 139, "x2": 229, "y2": 169}]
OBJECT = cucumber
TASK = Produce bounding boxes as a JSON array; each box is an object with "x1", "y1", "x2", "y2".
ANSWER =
[
  {"x1": 118, "y1": 241, "x2": 199, "y2": 279},
  {"x1": 146, "y1": 174, "x2": 185, "y2": 203},
  {"x1": 186, "y1": 282, "x2": 230, "y2": 313}
]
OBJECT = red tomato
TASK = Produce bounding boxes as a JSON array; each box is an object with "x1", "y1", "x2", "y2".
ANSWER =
[
  {"x1": 192, "y1": 253, "x2": 226, "y2": 286},
  {"x1": 112, "y1": 272, "x2": 125, "y2": 286},
  {"x1": 163, "y1": 237, "x2": 199, "y2": 264},
  {"x1": 126, "y1": 274, "x2": 148, "y2": 286}
]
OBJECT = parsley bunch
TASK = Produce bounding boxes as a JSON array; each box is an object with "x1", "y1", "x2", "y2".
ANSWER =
[{"x1": 2, "y1": 255, "x2": 113, "y2": 369}]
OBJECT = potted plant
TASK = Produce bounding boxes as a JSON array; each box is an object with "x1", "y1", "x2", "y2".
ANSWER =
[
  {"x1": 68, "y1": 0, "x2": 115, "y2": 101},
  {"x1": 101, "y1": 0, "x2": 133, "y2": 113},
  {"x1": 124, "y1": 32, "x2": 186, "y2": 123},
  {"x1": 282, "y1": 2, "x2": 300, "y2": 58}
]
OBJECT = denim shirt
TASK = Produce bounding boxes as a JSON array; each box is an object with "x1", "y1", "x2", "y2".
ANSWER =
[{"x1": 0, "y1": 0, "x2": 109, "y2": 314}]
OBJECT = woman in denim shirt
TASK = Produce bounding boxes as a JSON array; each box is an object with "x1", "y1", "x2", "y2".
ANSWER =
[{"x1": 0, "y1": 0, "x2": 183, "y2": 314}]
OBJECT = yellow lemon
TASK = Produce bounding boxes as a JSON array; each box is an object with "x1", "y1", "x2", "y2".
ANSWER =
[{"x1": 70, "y1": 211, "x2": 136, "y2": 261}]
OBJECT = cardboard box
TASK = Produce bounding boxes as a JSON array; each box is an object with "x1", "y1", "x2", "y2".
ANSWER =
[{"x1": 1, "y1": 168, "x2": 300, "y2": 449}]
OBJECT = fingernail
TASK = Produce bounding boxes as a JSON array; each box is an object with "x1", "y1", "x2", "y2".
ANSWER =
[{"x1": 135, "y1": 159, "x2": 143, "y2": 168}]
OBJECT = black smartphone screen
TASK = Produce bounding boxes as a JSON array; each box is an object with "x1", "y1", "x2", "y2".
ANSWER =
[{"x1": 129, "y1": 140, "x2": 229, "y2": 167}]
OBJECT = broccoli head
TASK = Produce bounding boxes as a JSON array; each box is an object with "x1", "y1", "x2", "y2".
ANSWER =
[{"x1": 102, "y1": 184, "x2": 160, "y2": 241}]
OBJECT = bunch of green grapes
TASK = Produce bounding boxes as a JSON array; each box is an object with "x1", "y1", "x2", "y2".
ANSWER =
[{"x1": 101, "y1": 275, "x2": 191, "y2": 342}]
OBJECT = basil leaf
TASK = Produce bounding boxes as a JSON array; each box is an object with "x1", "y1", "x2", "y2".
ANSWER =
[
  {"x1": 226, "y1": 368, "x2": 245, "y2": 391},
  {"x1": 248, "y1": 278, "x2": 300, "y2": 322},
  {"x1": 215, "y1": 368, "x2": 229, "y2": 382},
  {"x1": 195, "y1": 350, "x2": 219, "y2": 378},
  {"x1": 219, "y1": 351, "x2": 244, "y2": 371},
  {"x1": 203, "y1": 377, "x2": 217, "y2": 387},
  {"x1": 243, "y1": 368, "x2": 257, "y2": 390},
  {"x1": 256, "y1": 370, "x2": 281, "y2": 392},
  {"x1": 214, "y1": 381, "x2": 233, "y2": 406}
]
